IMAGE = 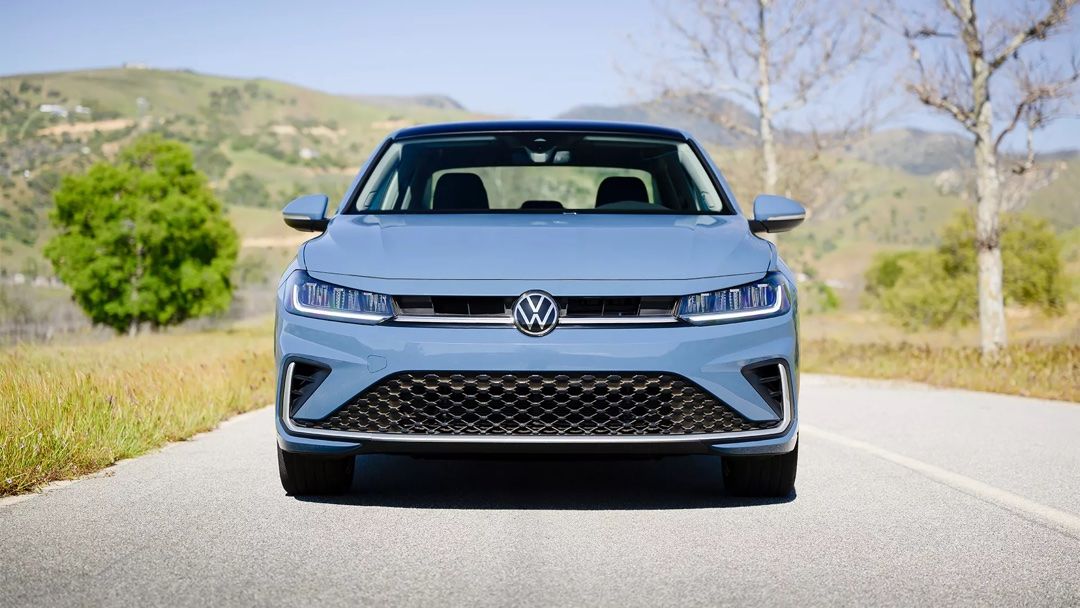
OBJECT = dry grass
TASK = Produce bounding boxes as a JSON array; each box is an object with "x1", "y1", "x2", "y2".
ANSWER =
[
  {"x1": 799, "y1": 307, "x2": 1080, "y2": 348},
  {"x1": 0, "y1": 324, "x2": 273, "y2": 496},
  {"x1": 803, "y1": 339, "x2": 1079, "y2": 402}
]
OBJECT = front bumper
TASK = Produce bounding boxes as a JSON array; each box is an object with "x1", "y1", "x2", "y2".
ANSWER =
[{"x1": 275, "y1": 308, "x2": 799, "y2": 456}]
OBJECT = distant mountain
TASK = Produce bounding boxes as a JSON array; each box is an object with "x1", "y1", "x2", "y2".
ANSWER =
[
  {"x1": 556, "y1": 98, "x2": 983, "y2": 176},
  {"x1": 843, "y1": 128, "x2": 973, "y2": 175},
  {"x1": 350, "y1": 94, "x2": 467, "y2": 112},
  {"x1": 1036, "y1": 148, "x2": 1080, "y2": 162},
  {"x1": 842, "y1": 128, "x2": 1078, "y2": 178},
  {"x1": 557, "y1": 95, "x2": 759, "y2": 146}
]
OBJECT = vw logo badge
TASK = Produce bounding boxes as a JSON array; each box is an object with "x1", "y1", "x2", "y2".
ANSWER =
[{"x1": 512, "y1": 291, "x2": 559, "y2": 336}]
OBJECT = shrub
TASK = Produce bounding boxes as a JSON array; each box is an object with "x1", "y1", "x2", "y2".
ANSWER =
[
  {"x1": 938, "y1": 212, "x2": 1065, "y2": 313},
  {"x1": 224, "y1": 172, "x2": 271, "y2": 208},
  {"x1": 864, "y1": 250, "x2": 920, "y2": 299},
  {"x1": 802, "y1": 281, "x2": 841, "y2": 314},
  {"x1": 864, "y1": 211, "x2": 1067, "y2": 328},
  {"x1": 876, "y1": 250, "x2": 976, "y2": 329}
]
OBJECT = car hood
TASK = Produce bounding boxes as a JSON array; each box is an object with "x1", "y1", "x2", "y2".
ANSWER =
[{"x1": 301, "y1": 214, "x2": 771, "y2": 281}]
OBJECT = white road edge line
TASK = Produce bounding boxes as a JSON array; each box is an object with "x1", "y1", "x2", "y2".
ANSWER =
[{"x1": 801, "y1": 424, "x2": 1080, "y2": 540}]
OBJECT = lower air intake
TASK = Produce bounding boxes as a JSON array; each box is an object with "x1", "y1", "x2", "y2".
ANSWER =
[
  {"x1": 293, "y1": 372, "x2": 781, "y2": 436},
  {"x1": 742, "y1": 361, "x2": 786, "y2": 417},
  {"x1": 288, "y1": 361, "x2": 330, "y2": 416}
]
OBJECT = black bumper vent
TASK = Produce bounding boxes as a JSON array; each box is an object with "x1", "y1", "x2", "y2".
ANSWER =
[
  {"x1": 293, "y1": 372, "x2": 781, "y2": 436},
  {"x1": 287, "y1": 361, "x2": 330, "y2": 416},
  {"x1": 742, "y1": 361, "x2": 785, "y2": 417}
]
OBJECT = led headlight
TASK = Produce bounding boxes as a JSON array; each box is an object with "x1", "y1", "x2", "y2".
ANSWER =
[
  {"x1": 285, "y1": 270, "x2": 392, "y2": 323},
  {"x1": 678, "y1": 272, "x2": 789, "y2": 324}
]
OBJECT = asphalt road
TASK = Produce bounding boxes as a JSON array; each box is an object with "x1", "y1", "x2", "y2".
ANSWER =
[{"x1": 2, "y1": 375, "x2": 1078, "y2": 607}]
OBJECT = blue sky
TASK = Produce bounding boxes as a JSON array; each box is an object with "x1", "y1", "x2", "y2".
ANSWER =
[{"x1": 2, "y1": 0, "x2": 1077, "y2": 151}]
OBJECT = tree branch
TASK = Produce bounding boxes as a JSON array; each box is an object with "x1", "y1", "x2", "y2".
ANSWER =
[
  {"x1": 989, "y1": 0, "x2": 1079, "y2": 71},
  {"x1": 996, "y1": 52, "x2": 1080, "y2": 151},
  {"x1": 908, "y1": 82, "x2": 977, "y2": 130}
]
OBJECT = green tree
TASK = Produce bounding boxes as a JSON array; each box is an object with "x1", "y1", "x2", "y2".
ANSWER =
[{"x1": 45, "y1": 134, "x2": 239, "y2": 334}]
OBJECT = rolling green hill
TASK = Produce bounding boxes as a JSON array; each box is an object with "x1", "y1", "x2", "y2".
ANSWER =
[
  {"x1": 0, "y1": 67, "x2": 481, "y2": 276},
  {"x1": 1027, "y1": 159, "x2": 1080, "y2": 230}
]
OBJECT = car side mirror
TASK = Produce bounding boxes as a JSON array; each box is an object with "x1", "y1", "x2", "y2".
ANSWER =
[
  {"x1": 749, "y1": 195, "x2": 806, "y2": 234},
  {"x1": 282, "y1": 194, "x2": 330, "y2": 232}
]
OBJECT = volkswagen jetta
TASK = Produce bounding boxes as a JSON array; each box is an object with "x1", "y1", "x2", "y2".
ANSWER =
[{"x1": 275, "y1": 121, "x2": 805, "y2": 497}]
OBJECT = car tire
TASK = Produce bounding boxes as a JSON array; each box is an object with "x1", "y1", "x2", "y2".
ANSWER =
[
  {"x1": 722, "y1": 441, "x2": 798, "y2": 497},
  {"x1": 277, "y1": 447, "x2": 355, "y2": 496}
]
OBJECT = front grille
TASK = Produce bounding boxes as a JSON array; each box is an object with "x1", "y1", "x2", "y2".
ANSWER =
[
  {"x1": 293, "y1": 372, "x2": 781, "y2": 436},
  {"x1": 394, "y1": 296, "x2": 677, "y2": 319},
  {"x1": 396, "y1": 296, "x2": 506, "y2": 316}
]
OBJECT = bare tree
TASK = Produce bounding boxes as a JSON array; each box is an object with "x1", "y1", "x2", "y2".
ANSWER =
[
  {"x1": 893, "y1": 0, "x2": 1079, "y2": 358},
  {"x1": 655, "y1": 0, "x2": 878, "y2": 195},
  {"x1": 1000, "y1": 55, "x2": 1079, "y2": 211}
]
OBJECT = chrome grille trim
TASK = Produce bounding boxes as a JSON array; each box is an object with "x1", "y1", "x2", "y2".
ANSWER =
[
  {"x1": 390, "y1": 295, "x2": 679, "y2": 326},
  {"x1": 394, "y1": 315, "x2": 516, "y2": 325},
  {"x1": 392, "y1": 315, "x2": 678, "y2": 326}
]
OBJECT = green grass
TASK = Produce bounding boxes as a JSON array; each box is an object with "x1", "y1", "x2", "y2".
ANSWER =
[
  {"x1": 803, "y1": 339, "x2": 1079, "y2": 402},
  {"x1": 0, "y1": 323, "x2": 274, "y2": 496}
]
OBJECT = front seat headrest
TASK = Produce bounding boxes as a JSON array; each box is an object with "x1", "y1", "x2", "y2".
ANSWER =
[
  {"x1": 595, "y1": 176, "x2": 649, "y2": 207},
  {"x1": 433, "y1": 173, "x2": 489, "y2": 210}
]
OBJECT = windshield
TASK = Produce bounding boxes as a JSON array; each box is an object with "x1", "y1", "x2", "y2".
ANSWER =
[{"x1": 347, "y1": 133, "x2": 731, "y2": 214}]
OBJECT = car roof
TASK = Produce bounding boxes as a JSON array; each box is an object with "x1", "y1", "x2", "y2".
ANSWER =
[{"x1": 391, "y1": 120, "x2": 691, "y2": 141}]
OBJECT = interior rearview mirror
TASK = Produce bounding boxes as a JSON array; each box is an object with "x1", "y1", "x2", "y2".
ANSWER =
[
  {"x1": 282, "y1": 194, "x2": 330, "y2": 232},
  {"x1": 749, "y1": 195, "x2": 806, "y2": 234}
]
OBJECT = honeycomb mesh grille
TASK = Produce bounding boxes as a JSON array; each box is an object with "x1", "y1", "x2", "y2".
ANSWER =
[{"x1": 294, "y1": 372, "x2": 781, "y2": 436}]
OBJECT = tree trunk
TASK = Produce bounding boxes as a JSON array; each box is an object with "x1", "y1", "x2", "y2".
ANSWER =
[
  {"x1": 759, "y1": 111, "x2": 778, "y2": 194},
  {"x1": 128, "y1": 222, "x2": 144, "y2": 338},
  {"x1": 755, "y1": 0, "x2": 779, "y2": 194},
  {"x1": 971, "y1": 60, "x2": 1007, "y2": 359}
]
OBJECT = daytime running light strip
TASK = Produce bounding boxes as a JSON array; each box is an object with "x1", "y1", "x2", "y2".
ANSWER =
[
  {"x1": 679, "y1": 284, "x2": 785, "y2": 324},
  {"x1": 291, "y1": 285, "x2": 391, "y2": 323}
]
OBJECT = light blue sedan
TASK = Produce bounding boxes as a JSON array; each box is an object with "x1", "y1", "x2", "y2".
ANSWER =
[{"x1": 274, "y1": 120, "x2": 805, "y2": 497}]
